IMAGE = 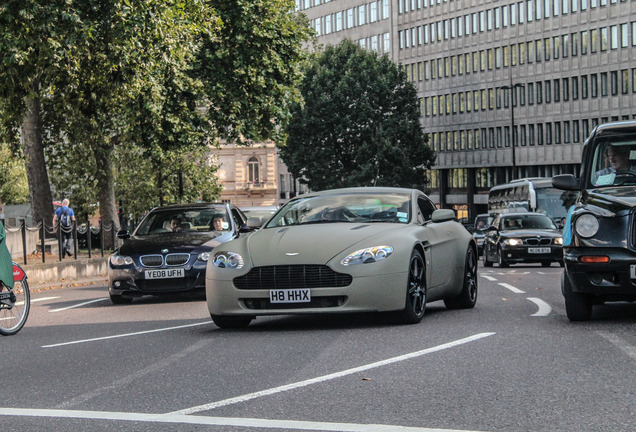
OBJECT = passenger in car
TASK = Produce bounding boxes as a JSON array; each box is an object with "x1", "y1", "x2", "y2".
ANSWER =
[
  {"x1": 594, "y1": 144, "x2": 635, "y2": 184},
  {"x1": 211, "y1": 215, "x2": 227, "y2": 231},
  {"x1": 169, "y1": 217, "x2": 182, "y2": 232}
]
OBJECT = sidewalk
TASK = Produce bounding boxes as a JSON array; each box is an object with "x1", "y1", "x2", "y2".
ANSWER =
[{"x1": 19, "y1": 250, "x2": 109, "y2": 292}]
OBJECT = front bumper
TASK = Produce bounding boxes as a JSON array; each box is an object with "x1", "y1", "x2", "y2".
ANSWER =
[
  {"x1": 500, "y1": 244, "x2": 563, "y2": 264},
  {"x1": 109, "y1": 261, "x2": 208, "y2": 296},
  {"x1": 206, "y1": 271, "x2": 409, "y2": 316},
  {"x1": 563, "y1": 248, "x2": 636, "y2": 301}
]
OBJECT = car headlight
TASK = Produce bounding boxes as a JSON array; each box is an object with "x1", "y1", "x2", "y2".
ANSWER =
[
  {"x1": 504, "y1": 239, "x2": 522, "y2": 246},
  {"x1": 213, "y1": 252, "x2": 244, "y2": 269},
  {"x1": 197, "y1": 252, "x2": 210, "y2": 262},
  {"x1": 110, "y1": 255, "x2": 133, "y2": 266},
  {"x1": 341, "y1": 246, "x2": 393, "y2": 266},
  {"x1": 574, "y1": 214, "x2": 599, "y2": 238},
  {"x1": 554, "y1": 237, "x2": 563, "y2": 245}
]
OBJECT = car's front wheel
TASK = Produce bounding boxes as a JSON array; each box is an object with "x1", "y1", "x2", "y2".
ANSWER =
[
  {"x1": 497, "y1": 247, "x2": 508, "y2": 268},
  {"x1": 563, "y1": 275, "x2": 593, "y2": 321},
  {"x1": 396, "y1": 249, "x2": 426, "y2": 324},
  {"x1": 211, "y1": 315, "x2": 253, "y2": 329},
  {"x1": 444, "y1": 246, "x2": 478, "y2": 309}
]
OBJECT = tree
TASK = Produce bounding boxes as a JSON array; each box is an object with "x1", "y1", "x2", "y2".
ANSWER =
[
  {"x1": 280, "y1": 40, "x2": 435, "y2": 191},
  {"x1": 195, "y1": 0, "x2": 314, "y2": 143}
]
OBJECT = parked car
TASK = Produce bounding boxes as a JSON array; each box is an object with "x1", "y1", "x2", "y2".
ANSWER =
[
  {"x1": 552, "y1": 120, "x2": 636, "y2": 321},
  {"x1": 472, "y1": 213, "x2": 494, "y2": 256},
  {"x1": 205, "y1": 187, "x2": 478, "y2": 328},
  {"x1": 482, "y1": 212, "x2": 563, "y2": 268},
  {"x1": 108, "y1": 203, "x2": 252, "y2": 304}
]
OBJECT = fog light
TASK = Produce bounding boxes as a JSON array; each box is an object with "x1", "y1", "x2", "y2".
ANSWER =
[{"x1": 114, "y1": 281, "x2": 121, "y2": 288}]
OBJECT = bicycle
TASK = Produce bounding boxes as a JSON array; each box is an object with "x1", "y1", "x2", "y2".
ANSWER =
[{"x1": 0, "y1": 262, "x2": 30, "y2": 336}]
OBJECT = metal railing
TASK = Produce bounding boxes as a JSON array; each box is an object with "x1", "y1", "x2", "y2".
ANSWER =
[{"x1": 2, "y1": 219, "x2": 126, "y2": 265}]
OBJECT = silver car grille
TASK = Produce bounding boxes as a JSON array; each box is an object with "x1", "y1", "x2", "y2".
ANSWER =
[
  {"x1": 139, "y1": 254, "x2": 190, "y2": 267},
  {"x1": 140, "y1": 255, "x2": 163, "y2": 267}
]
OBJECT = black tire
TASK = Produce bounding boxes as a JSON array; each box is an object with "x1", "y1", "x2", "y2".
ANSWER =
[
  {"x1": 396, "y1": 249, "x2": 427, "y2": 324},
  {"x1": 445, "y1": 246, "x2": 478, "y2": 309},
  {"x1": 541, "y1": 262, "x2": 551, "y2": 267},
  {"x1": 211, "y1": 315, "x2": 253, "y2": 329},
  {"x1": 497, "y1": 247, "x2": 508, "y2": 268},
  {"x1": 483, "y1": 248, "x2": 493, "y2": 267},
  {"x1": 563, "y1": 275, "x2": 593, "y2": 321},
  {"x1": 0, "y1": 279, "x2": 30, "y2": 336},
  {"x1": 110, "y1": 293, "x2": 133, "y2": 305}
]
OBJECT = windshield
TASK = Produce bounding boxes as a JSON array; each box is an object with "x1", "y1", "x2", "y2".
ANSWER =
[
  {"x1": 265, "y1": 192, "x2": 411, "y2": 227},
  {"x1": 134, "y1": 207, "x2": 231, "y2": 236},
  {"x1": 590, "y1": 138, "x2": 636, "y2": 187},
  {"x1": 501, "y1": 214, "x2": 557, "y2": 230}
]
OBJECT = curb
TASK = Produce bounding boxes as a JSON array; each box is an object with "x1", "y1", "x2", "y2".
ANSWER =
[{"x1": 29, "y1": 277, "x2": 109, "y2": 293}]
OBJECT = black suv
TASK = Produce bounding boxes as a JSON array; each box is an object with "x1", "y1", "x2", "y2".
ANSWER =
[{"x1": 552, "y1": 121, "x2": 636, "y2": 321}]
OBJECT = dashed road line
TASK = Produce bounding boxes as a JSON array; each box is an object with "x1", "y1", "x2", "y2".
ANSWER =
[
  {"x1": 497, "y1": 283, "x2": 525, "y2": 294},
  {"x1": 480, "y1": 275, "x2": 498, "y2": 282}
]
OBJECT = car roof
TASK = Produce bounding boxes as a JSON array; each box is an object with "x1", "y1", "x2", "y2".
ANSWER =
[
  {"x1": 293, "y1": 187, "x2": 421, "y2": 198},
  {"x1": 148, "y1": 202, "x2": 230, "y2": 212},
  {"x1": 500, "y1": 212, "x2": 549, "y2": 217}
]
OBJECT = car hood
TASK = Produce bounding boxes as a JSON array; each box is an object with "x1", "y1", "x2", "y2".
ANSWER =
[
  {"x1": 499, "y1": 229, "x2": 562, "y2": 238},
  {"x1": 246, "y1": 223, "x2": 403, "y2": 266},
  {"x1": 119, "y1": 233, "x2": 223, "y2": 255},
  {"x1": 587, "y1": 186, "x2": 636, "y2": 210}
]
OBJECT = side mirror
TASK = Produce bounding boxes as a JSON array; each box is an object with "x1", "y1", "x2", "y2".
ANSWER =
[
  {"x1": 239, "y1": 224, "x2": 255, "y2": 233},
  {"x1": 552, "y1": 174, "x2": 580, "y2": 191},
  {"x1": 117, "y1": 230, "x2": 131, "y2": 240},
  {"x1": 431, "y1": 209, "x2": 456, "y2": 223}
]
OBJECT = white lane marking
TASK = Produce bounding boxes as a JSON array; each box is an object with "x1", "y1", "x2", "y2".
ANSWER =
[
  {"x1": 42, "y1": 321, "x2": 211, "y2": 348},
  {"x1": 49, "y1": 298, "x2": 109, "y2": 312},
  {"x1": 527, "y1": 298, "x2": 552, "y2": 316},
  {"x1": 481, "y1": 275, "x2": 498, "y2": 282},
  {"x1": 15, "y1": 296, "x2": 61, "y2": 306},
  {"x1": 31, "y1": 296, "x2": 61, "y2": 303},
  {"x1": 596, "y1": 331, "x2": 636, "y2": 361},
  {"x1": 171, "y1": 333, "x2": 496, "y2": 415},
  {"x1": 497, "y1": 283, "x2": 525, "y2": 294},
  {"x1": 0, "y1": 408, "x2": 490, "y2": 432}
]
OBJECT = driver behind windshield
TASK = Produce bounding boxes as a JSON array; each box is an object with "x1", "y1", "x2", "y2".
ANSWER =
[{"x1": 593, "y1": 144, "x2": 635, "y2": 185}]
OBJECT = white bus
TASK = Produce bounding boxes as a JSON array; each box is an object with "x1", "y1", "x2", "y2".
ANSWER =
[{"x1": 488, "y1": 178, "x2": 577, "y2": 224}]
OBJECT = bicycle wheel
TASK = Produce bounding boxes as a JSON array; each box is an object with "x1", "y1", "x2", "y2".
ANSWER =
[{"x1": 0, "y1": 278, "x2": 30, "y2": 336}]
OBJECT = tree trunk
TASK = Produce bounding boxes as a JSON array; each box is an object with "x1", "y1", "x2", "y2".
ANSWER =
[
  {"x1": 21, "y1": 87, "x2": 54, "y2": 228},
  {"x1": 93, "y1": 140, "x2": 120, "y2": 249}
]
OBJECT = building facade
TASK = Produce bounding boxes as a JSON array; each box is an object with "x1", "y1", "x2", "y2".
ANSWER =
[
  {"x1": 297, "y1": 0, "x2": 636, "y2": 220},
  {"x1": 212, "y1": 141, "x2": 307, "y2": 207}
]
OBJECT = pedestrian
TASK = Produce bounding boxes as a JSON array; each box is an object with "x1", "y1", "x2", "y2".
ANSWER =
[
  {"x1": 0, "y1": 221, "x2": 14, "y2": 290},
  {"x1": 53, "y1": 198, "x2": 76, "y2": 258}
]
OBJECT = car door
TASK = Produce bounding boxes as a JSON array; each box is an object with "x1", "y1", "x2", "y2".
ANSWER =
[{"x1": 416, "y1": 195, "x2": 456, "y2": 289}]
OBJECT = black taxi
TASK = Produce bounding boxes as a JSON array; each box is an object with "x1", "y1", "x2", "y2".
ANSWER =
[{"x1": 552, "y1": 121, "x2": 636, "y2": 321}]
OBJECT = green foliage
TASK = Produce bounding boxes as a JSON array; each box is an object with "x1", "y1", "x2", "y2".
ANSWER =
[
  {"x1": 0, "y1": 143, "x2": 29, "y2": 205},
  {"x1": 280, "y1": 40, "x2": 435, "y2": 191},
  {"x1": 197, "y1": 0, "x2": 314, "y2": 142}
]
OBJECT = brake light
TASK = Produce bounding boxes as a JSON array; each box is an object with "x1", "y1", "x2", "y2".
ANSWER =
[{"x1": 580, "y1": 256, "x2": 610, "y2": 263}]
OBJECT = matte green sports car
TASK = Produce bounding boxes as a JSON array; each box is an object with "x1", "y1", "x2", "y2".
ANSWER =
[{"x1": 205, "y1": 187, "x2": 478, "y2": 328}]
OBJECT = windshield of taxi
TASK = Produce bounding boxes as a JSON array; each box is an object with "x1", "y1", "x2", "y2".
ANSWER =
[
  {"x1": 266, "y1": 192, "x2": 411, "y2": 227},
  {"x1": 591, "y1": 139, "x2": 636, "y2": 187},
  {"x1": 134, "y1": 207, "x2": 231, "y2": 235}
]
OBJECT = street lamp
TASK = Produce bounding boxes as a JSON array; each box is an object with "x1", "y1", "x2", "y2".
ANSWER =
[{"x1": 497, "y1": 80, "x2": 525, "y2": 179}]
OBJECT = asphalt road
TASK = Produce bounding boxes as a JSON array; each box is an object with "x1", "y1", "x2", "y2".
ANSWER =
[{"x1": 1, "y1": 263, "x2": 635, "y2": 432}]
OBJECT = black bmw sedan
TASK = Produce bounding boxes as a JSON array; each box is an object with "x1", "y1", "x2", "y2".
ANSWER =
[
  {"x1": 482, "y1": 212, "x2": 563, "y2": 268},
  {"x1": 108, "y1": 203, "x2": 252, "y2": 304}
]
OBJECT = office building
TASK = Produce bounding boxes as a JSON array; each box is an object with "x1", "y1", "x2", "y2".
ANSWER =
[{"x1": 297, "y1": 0, "x2": 636, "y2": 219}]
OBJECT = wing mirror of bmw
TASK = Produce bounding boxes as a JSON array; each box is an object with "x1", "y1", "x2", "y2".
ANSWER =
[{"x1": 117, "y1": 230, "x2": 131, "y2": 240}]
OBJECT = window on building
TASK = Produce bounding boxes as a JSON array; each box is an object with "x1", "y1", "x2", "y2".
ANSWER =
[
  {"x1": 248, "y1": 156, "x2": 260, "y2": 184},
  {"x1": 591, "y1": 73, "x2": 598, "y2": 97},
  {"x1": 610, "y1": 71, "x2": 618, "y2": 95},
  {"x1": 573, "y1": 120, "x2": 580, "y2": 142},
  {"x1": 537, "y1": 123, "x2": 544, "y2": 145},
  {"x1": 572, "y1": 76, "x2": 579, "y2": 99},
  {"x1": 622, "y1": 69, "x2": 629, "y2": 94},
  {"x1": 555, "y1": 122, "x2": 562, "y2": 144},
  {"x1": 564, "y1": 121, "x2": 570, "y2": 143},
  {"x1": 582, "y1": 75, "x2": 589, "y2": 98},
  {"x1": 528, "y1": 82, "x2": 534, "y2": 104},
  {"x1": 581, "y1": 31, "x2": 588, "y2": 54},
  {"x1": 536, "y1": 81, "x2": 543, "y2": 103}
]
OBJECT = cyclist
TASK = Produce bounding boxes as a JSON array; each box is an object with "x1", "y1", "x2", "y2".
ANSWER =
[{"x1": 0, "y1": 221, "x2": 14, "y2": 290}]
